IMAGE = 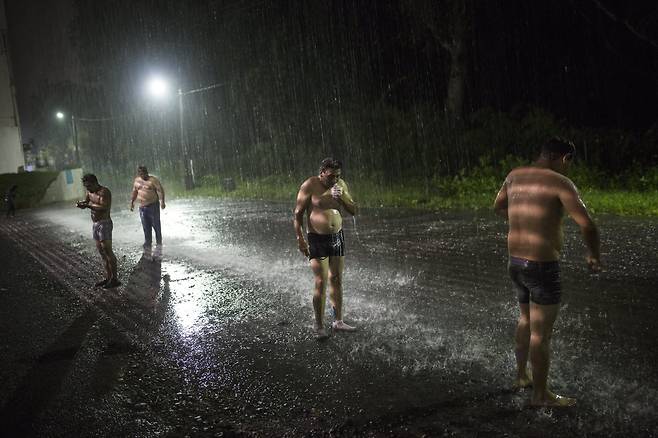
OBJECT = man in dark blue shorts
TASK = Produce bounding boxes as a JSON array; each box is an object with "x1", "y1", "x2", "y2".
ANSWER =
[
  {"x1": 494, "y1": 137, "x2": 601, "y2": 407},
  {"x1": 76, "y1": 174, "x2": 121, "y2": 289}
]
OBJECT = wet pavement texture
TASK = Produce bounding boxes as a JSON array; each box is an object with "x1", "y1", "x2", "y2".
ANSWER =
[{"x1": 0, "y1": 199, "x2": 657, "y2": 437}]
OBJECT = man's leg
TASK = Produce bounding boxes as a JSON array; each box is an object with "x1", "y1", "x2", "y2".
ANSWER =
[
  {"x1": 514, "y1": 303, "x2": 532, "y2": 388},
  {"x1": 100, "y1": 240, "x2": 120, "y2": 288},
  {"x1": 328, "y1": 256, "x2": 356, "y2": 331},
  {"x1": 529, "y1": 302, "x2": 574, "y2": 406},
  {"x1": 310, "y1": 257, "x2": 328, "y2": 336},
  {"x1": 327, "y1": 256, "x2": 344, "y2": 320},
  {"x1": 140, "y1": 206, "x2": 153, "y2": 247},
  {"x1": 153, "y1": 204, "x2": 162, "y2": 245},
  {"x1": 95, "y1": 241, "x2": 110, "y2": 285}
]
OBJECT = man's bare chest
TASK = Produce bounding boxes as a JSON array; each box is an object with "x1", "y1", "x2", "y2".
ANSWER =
[{"x1": 136, "y1": 180, "x2": 155, "y2": 192}]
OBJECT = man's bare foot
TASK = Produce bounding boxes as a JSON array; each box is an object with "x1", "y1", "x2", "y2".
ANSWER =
[
  {"x1": 530, "y1": 391, "x2": 576, "y2": 407},
  {"x1": 332, "y1": 320, "x2": 356, "y2": 331},
  {"x1": 513, "y1": 372, "x2": 533, "y2": 389},
  {"x1": 314, "y1": 325, "x2": 329, "y2": 340},
  {"x1": 103, "y1": 278, "x2": 122, "y2": 289}
]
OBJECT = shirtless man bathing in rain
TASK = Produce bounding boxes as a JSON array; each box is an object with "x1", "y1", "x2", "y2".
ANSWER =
[
  {"x1": 494, "y1": 137, "x2": 601, "y2": 407},
  {"x1": 76, "y1": 174, "x2": 120, "y2": 289},
  {"x1": 130, "y1": 165, "x2": 166, "y2": 253},
  {"x1": 294, "y1": 158, "x2": 358, "y2": 339}
]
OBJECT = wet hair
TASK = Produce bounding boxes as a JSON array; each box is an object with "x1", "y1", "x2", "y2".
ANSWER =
[
  {"x1": 137, "y1": 165, "x2": 148, "y2": 173},
  {"x1": 319, "y1": 157, "x2": 342, "y2": 174},
  {"x1": 540, "y1": 137, "x2": 575, "y2": 160},
  {"x1": 81, "y1": 173, "x2": 98, "y2": 184}
]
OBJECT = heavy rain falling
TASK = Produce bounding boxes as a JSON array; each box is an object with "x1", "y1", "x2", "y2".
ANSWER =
[{"x1": 1, "y1": 0, "x2": 657, "y2": 436}]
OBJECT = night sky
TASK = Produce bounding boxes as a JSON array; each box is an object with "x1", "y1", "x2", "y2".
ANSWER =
[{"x1": 4, "y1": 0, "x2": 658, "y2": 175}]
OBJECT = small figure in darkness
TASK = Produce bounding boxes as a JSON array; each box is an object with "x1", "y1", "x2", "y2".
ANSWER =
[
  {"x1": 130, "y1": 165, "x2": 165, "y2": 255},
  {"x1": 294, "y1": 158, "x2": 358, "y2": 339},
  {"x1": 76, "y1": 174, "x2": 121, "y2": 289},
  {"x1": 494, "y1": 137, "x2": 601, "y2": 407},
  {"x1": 5, "y1": 184, "x2": 17, "y2": 217}
]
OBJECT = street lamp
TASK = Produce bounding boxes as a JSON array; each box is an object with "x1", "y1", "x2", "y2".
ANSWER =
[
  {"x1": 146, "y1": 75, "x2": 227, "y2": 190},
  {"x1": 55, "y1": 111, "x2": 80, "y2": 166}
]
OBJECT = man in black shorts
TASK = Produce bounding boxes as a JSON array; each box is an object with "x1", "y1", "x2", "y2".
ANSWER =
[
  {"x1": 494, "y1": 138, "x2": 600, "y2": 407},
  {"x1": 294, "y1": 158, "x2": 357, "y2": 339}
]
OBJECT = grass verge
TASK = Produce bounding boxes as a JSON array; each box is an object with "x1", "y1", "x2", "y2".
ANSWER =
[{"x1": 169, "y1": 174, "x2": 658, "y2": 217}]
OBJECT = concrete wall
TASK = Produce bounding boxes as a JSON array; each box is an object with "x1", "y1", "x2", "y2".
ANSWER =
[
  {"x1": 0, "y1": 126, "x2": 23, "y2": 173},
  {"x1": 40, "y1": 168, "x2": 85, "y2": 204},
  {"x1": 0, "y1": 1, "x2": 24, "y2": 174}
]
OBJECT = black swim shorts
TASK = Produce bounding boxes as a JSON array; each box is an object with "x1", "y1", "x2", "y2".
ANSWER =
[
  {"x1": 508, "y1": 256, "x2": 561, "y2": 305},
  {"x1": 307, "y1": 230, "x2": 345, "y2": 260}
]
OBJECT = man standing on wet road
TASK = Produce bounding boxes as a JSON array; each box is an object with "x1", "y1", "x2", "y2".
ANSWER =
[
  {"x1": 76, "y1": 174, "x2": 121, "y2": 289},
  {"x1": 294, "y1": 158, "x2": 358, "y2": 339},
  {"x1": 494, "y1": 137, "x2": 601, "y2": 407},
  {"x1": 130, "y1": 166, "x2": 166, "y2": 253}
]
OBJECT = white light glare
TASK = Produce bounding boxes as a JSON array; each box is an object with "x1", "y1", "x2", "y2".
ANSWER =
[{"x1": 147, "y1": 76, "x2": 170, "y2": 98}]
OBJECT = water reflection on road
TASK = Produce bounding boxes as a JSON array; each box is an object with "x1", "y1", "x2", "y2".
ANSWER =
[{"x1": 22, "y1": 199, "x2": 658, "y2": 434}]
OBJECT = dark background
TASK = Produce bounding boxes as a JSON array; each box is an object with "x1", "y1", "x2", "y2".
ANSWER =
[{"x1": 5, "y1": 0, "x2": 658, "y2": 180}]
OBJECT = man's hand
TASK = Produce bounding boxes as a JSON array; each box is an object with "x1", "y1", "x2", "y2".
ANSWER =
[
  {"x1": 587, "y1": 256, "x2": 601, "y2": 273},
  {"x1": 297, "y1": 237, "x2": 309, "y2": 257},
  {"x1": 76, "y1": 200, "x2": 88, "y2": 209},
  {"x1": 129, "y1": 201, "x2": 134, "y2": 212},
  {"x1": 331, "y1": 184, "x2": 343, "y2": 199},
  {"x1": 161, "y1": 202, "x2": 166, "y2": 210}
]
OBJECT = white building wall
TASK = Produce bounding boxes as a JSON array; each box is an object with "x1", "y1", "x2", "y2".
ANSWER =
[
  {"x1": 0, "y1": 1, "x2": 24, "y2": 174},
  {"x1": 40, "y1": 168, "x2": 85, "y2": 204}
]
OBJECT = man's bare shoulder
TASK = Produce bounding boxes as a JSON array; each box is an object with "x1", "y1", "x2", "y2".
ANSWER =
[
  {"x1": 508, "y1": 166, "x2": 567, "y2": 182},
  {"x1": 99, "y1": 186, "x2": 112, "y2": 196},
  {"x1": 300, "y1": 176, "x2": 321, "y2": 191}
]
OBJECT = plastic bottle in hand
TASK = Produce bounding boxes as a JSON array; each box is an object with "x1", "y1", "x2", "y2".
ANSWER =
[{"x1": 331, "y1": 183, "x2": 342, "y2": 199}]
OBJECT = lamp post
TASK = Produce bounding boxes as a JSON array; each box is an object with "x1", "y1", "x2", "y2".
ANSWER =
[
  {"x1": 56, "y1": 111, "x2": 80, "y2": 167},
  {"x1": 146, "y1": 76, "x2": 226, "y2": 190},
  {"x1": 178, "y1": 87, "x2": 194, "y2": 190}
]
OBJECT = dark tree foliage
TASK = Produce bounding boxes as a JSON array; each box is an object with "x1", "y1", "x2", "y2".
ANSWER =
[{"x1": 56, "y1": 0, "x2": 657, "y2": 182}]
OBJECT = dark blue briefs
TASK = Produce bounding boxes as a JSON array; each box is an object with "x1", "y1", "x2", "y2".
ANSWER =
[{"x1": 508, "y1": 256, "x2": 561, "y2": 305}]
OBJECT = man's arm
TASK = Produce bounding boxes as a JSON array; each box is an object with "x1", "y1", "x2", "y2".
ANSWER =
[
  {"x1": 493, "y1": 180, "x2": 509, "y2": 219},
  {"x1": 559, "y1": 178, "x2": 601, "y2": 270},
  {"x1": 293, "y1": 181, "x2": 311, "y2": 257},
  {"x1": 130, "y1": 180, "x2": 138, "y2": 211},
  {"x1": 153, "y1": 177, "x2": 166, "y2": 209},
  {"x1": 337, "y1": 180, "x2": 357, "y2": 216}
]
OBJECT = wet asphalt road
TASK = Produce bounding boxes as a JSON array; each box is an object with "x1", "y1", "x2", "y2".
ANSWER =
[{"x1": 0, "y1": 199, "x2": 657, "y2": 437}]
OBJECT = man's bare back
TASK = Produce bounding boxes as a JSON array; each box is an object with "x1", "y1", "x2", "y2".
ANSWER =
[{"x1": 503, "y1": 166, "x2": 574, "y2": 261}]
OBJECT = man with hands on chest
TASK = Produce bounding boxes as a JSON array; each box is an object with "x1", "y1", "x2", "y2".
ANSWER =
[{"x1": 294, "y1": 157, "x2": 358, "y2": 339}]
